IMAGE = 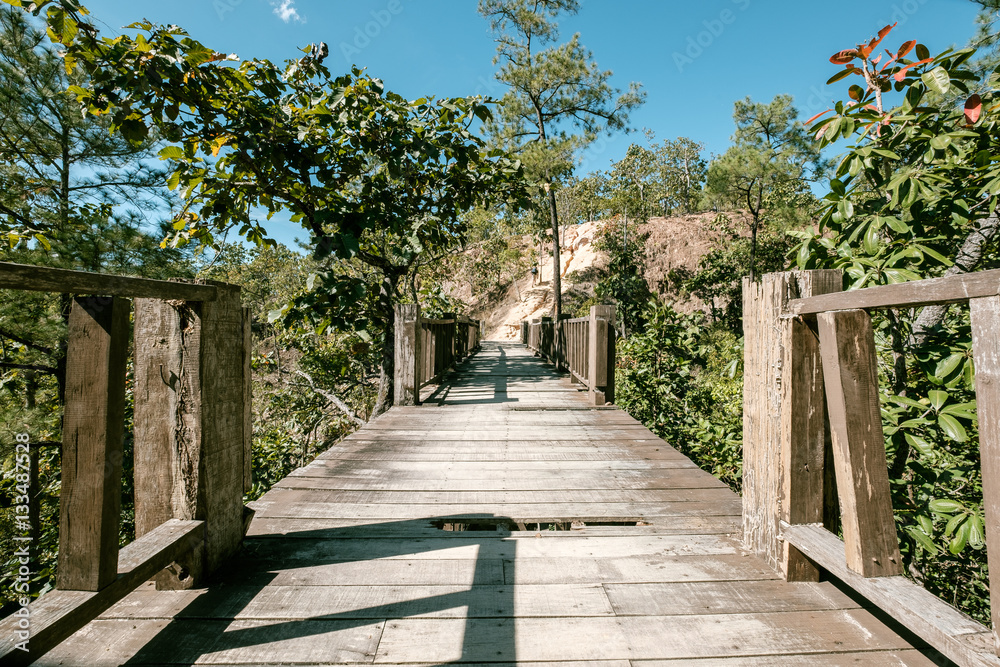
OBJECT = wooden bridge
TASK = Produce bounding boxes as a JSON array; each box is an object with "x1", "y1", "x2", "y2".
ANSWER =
[{"x1": 3, "y1": 261, "x2": 1000, "y2": 665}]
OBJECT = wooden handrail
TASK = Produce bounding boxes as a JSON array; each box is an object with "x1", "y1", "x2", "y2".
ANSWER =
[
  {"x1": 0, "y1": 267, "x2": 250, "y2": 662},
  {"x1": 393, "y1": 305, "x2": 482, "y2": 406},
  {"x1": 0, "y1": 261, "x2": 218, "y2": 301},
  {"x1": 745, "y1": 268, "x2": 1000, "y2": 667},
  {"x1": 787, "y1": 267, "x2": 1000, "y2": 315},
  {"x1": 523, "y1": 305, "x2": 615, "y2": 406}
]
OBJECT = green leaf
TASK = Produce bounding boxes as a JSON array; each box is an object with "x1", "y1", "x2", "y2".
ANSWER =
[
  {"x1": 969, "y1": 515, "x2": 985, "y2": 548},
  {"x1": 158, "y1": 146, "x2": 185, "y2": 160},
  {"x1": 267, "y1": 308, "x2": 284, "y2": 323},
  {"x1": 921, "y1": 67, "x2": 951, "y2": 95},
  {"x1": 928, "y1": 389, "x2": 948, "y2": 410},
  {"x1": 938, "y1": 413, "x2": 968, "y2": 441},
  {"x1": 905, "y1": 525, "x2": 939, "y2": 555},
  {"x1": 904, "y1": 432, "x2": 934, "y2": 456},
  {"x1": 934, "y1": 354, "x2": 964, "y2": 380},
  {"x1": 929, "y1": 498, "x2": 965, "y2": 513},
  {"x1": 950, "y1": 520, "x2": 970, "y2": 554}
]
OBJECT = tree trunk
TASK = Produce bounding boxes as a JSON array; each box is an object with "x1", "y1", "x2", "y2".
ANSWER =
[
  {"x1": 372, "y1": 275, "x2": 399, "y2": 417},
  {"x1": 911, "y1": 206, "x2": 1000, "y2": 345}
]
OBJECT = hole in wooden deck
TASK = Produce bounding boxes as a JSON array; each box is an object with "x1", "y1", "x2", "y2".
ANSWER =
[{"x1": 432, "y1": 519, "x2": 646, "y2": 532}]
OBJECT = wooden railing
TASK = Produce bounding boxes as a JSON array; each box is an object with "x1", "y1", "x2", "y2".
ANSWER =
[
  {"x1": 524, "y1": 305, "x2": 616, "y2": 406},
  {"x1": 744, "y1": 268, "x2": 1000, "y2": 667},
  {"x1": 393, "y1": 305, "x2": 481, "y2": 406},
  {"x1": 0, "y1": 261, "x2": 251, "y2": 665}
]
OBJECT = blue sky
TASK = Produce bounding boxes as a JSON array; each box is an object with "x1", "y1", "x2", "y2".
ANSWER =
[{"x1": 75, "y1": 0, "x2": 985, "y2": 246}]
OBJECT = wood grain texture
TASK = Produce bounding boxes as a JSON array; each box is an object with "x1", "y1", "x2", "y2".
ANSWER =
[
  {"x1": 970, "y1": 295, "x2": 1000, "y2": 655},
  {"x1": 57, "y1": 296, "x2": 130, "y2": 592},
  {"x1": 788, "y1": 266, "x2": 1000, "y2": 315},
  {"x1": 817, "y1": 309, "x2": 901, "y2": 577},
  {"x1": 0, "y1": 519, "x2": 202, "y2": 667},
  {"x1": 742, "y1": 270, "x2": 842, "y2": 573},
  {"x1": 43, "y1": 342, "x2": 930, "y2": 665},
  {"x1": 782, "y1": 522, "x2": 999, "y2": 667},
  {"x1": 393, "y1": 304, "x2": 421, "y2": 406},
  {"x1": 0, "y1": 260, "x2": 217, "y2": 301}
]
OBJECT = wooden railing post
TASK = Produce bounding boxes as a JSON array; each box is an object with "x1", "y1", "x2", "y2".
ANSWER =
[
  {"x1": 393, "y1": 304, "x2": 422, "y2": 406},
  {"x1": 817, "y1": 309, "x2": 901, "y2": 578},
  {"x1": 588, "y1": 305, "x2": 615, "y2": 406},
  {"x1": 57, "y1": 296, "x2": 130, "y2": 591},
  {"x1": 133, "y1": 283, "x2": 247, "y2": 589},
  {"x1": 968, "y1": 296, "x2": 1000, "y2": 653},
  {"x1": 742, "y1": 270, "x2": 842, "y2": 578}
]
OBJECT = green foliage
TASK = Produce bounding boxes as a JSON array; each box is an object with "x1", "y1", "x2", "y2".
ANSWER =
[
  {"x1": 615, "y1": 300, "x2": 743, "y2": 490},
  {"x1": 793, "y1": 23, "x2": 998, "y2": 623},
  {"x1": 706, "y1": 95, "x2": 825, "y2": 279},
  {"x1": 593, "y1": 218, "x2": 651, "y2": 336}
]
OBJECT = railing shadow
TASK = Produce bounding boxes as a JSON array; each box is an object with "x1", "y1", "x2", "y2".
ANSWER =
[{"x1": 125, "y1": 517, "x2": 518, "y2": 665}]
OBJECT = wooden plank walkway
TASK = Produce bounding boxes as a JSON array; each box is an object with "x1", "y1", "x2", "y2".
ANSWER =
[{"x1": 39, "y1": 342, "x2": 938, "y2": 665}]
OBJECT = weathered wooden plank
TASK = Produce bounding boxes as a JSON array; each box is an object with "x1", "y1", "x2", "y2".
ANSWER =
[
  {"x1": 242, "y1": 306, "x2": 253, "y2": 493},
  {"x1": 133, "y1": 297, "x2": 205, "y2": 589},
  {"x1": 245, "y1": 516, "x2": 741, "y2": 538},
  {"x1": 249, "y1": 500, "x2": 742, "y2": 520},
  {"x1": 0, "y1": 519, "x2": 203, "y2": 666},
  {"x1": 41, "y1": 618, "x2": 385, "y2": 666},
  {"x1": 0, "y1": 260, "x2": 217, "y2": 300},
  {"x1": 604, "y1": 580, "x2": 859, "y2": 616},
  {"x1": 394, "y1": 304, "x2": 422, "y2": 406},
  {"x1": 104, "y1": 583, "x2": 614, "y2": 620},
  {"x1": 630, "y1": 653, "x2": 935, "y2": 666},
  {"x1": 373, "y1": 609, "x2": 915, "y2": 663},
  {"x1": 257, "y1": 487, "x2": 733, "y2": 505},
  {"x1": 241, "y1": 534, "x2": 741, "y2": 562},
  {"x1": 788, "y1": 266, "x2": 1000, "y2": 315},
  {"x1": 782, "y1": 522, "x2": 999, "y2": 667},
  {"x1": 742, "y1": 270, "x2": 842, "y2": 575},
  {"x1": 280, "y1": 470, "x2": 726, "y2": 490},
  {"x1": 817, "y1": 309, "x2": 901, "y2": 577},
  {"x1": 57, "y1": 296, "x2": 130, "y2": 591},
  {"x1": 506, "y1": 555, "x2": 782, "y2": 585},
  {"x1": 970, "y1": 295, "x2": 1000, "y2": 656}
]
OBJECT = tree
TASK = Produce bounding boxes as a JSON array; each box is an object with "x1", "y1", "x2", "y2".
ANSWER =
[
  {"x1": 705, "y1": 95, "x2": 824, "y2": 280},
  {"x1": 0, "y1": 7, "x2": 171, "y2": 250},
  {"x1": 0, "y1": 6, "x2": 187, "y2": 403},
  {"x1": 650, "y1": 135, "x2": 706, "y2": 215},
  {"x1": 7, "y1": 1, "x2": 527, "y2": 416},
  {"x1": 793, "y1": 22, "x2": 997, "y2": 622},
  {"x1": 478, "y1": 0, "x2": 644, "y2": 335}
]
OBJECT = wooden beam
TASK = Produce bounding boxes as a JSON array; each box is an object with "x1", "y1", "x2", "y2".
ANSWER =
[
  {"x1": 970, "y1": 295, "x2": 1000, "y2": 655},
  {"x1": 781, "y1": 523, "x2": 1000, "y2": 667},
  {"x1": 132, "y1": 284, "x2": 247, "y2": 588},
  {"x1": 394, "y1": 304, "x2": 421, "y2": 406},
  {"x1": 788, "y1": 267, "x2": 1000, "y2": 315},
  {"x1": 57, "y1": 296, "x2": 130, "y2": 591},
  {"x1": 0, "y1": 261, "x2": 217, "y2": 301},
  {"x1": 588, "y1": 305, "x2": 615, "y2": 406},
  {"x1": 817, "y1": 309, "x2": 901, "y2": 577},
  {"x1": 0, "y1": 519, "x2": 204, "y2": 666},
  {"x1": 783, "y1": 271, "x2": 842, "y2": 581},
  {"x1": 742, "y1": 270, "x2": 842, "y2": 575}
]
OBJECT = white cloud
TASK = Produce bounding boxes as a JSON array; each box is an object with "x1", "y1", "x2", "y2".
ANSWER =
[{"x1": 271, "y1": 0, "x2": 304, "y2": 24}]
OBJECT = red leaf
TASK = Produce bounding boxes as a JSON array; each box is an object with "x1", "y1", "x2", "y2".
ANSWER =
[
  {"x1": 893, "y1": 57, "x2": 934, "y2": 82},
  {"x1": 897, "y1": 40, "x2": 916, "y2": 59},
  {"x1": 804, "y1": 108, "x2": 832, "y2": 125},
  {"x1": 965, "y1": 94, "x2": 982, "y2": 124},
  {"x1": 864, "y1": 23, "x2": 896, "y2": 57},
  {"x1": 848, "y1": 84, "x2": 865, "y2": 101},
  {"x1": 830, "y1": 49, "x2": 857, "y2": 65}
]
